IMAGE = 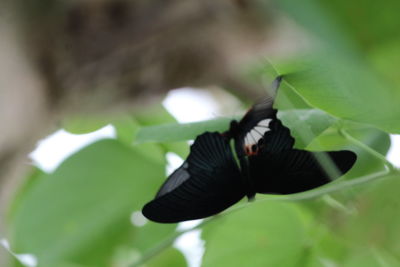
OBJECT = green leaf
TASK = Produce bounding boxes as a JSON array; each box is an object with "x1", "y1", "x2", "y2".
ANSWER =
[
  {"x1": 277, "y1": 0, "x2": 400, "y2": 53},
  {"x1": 283, "y1": 53, "x2": 400, "y2": 134},
  {"x1": 135, "y1": 108, "x2": 338, "y2": 148},
  {"x1": 135, "y1": 118, "x2": 232, "y2": 144},
  {"x1": 134, "y1": 105, "x2": 178, "y2": 126},
  {"x1": 62, "y1": 115, "x2": 112, "y2": 134},
  {"x1": 339, "y1": 174, "x2": 400, "y2": 255},
  {"x1": 274, "y1": 82, "x2": 311, "y2": 110},
  {"x1": 201, "y1": 201, "x2": 309, "y2": 267},
  {"x1": 111, "y1": 246, "x2": 186, "y2": 267},
  {"x1": 113, "y1": 117, "x2": 139, "y2": 145},
  {"x1": 343, "y1": 248, "x2": 400, "y2": 267},
  {"x1": 10, "y1": 139, "x2": 173, "y2": 266},
  {"x1": 369, "y1": 39, "x2": 400, "y2": 87},
  {"x1": 145, "y1": 247, "x2": 187, "y2": 267},
  {"x1": 307, "y1": 123, "x2": 391, "y2": 178},
  {"x1": 7, "y1": 167, "x2": 46, "y2": 222},
  {"x1": 112, "y1": 115, "x2": 189, "y2": 159},
  {"x1": 278, "y1": 109, "x2": 336, "y2": 149},
  {"x1": 135, "y1": 108, "x2": 338, "y2": 145}
]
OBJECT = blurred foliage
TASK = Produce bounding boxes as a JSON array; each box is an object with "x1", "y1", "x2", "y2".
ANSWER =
[{"x1": 5, "y1": 0, "x2": 400, "y2": 266}]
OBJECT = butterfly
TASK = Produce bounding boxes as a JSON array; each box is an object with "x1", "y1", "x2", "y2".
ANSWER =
[{"x1": 142, "y1": 76, "x2": 357, "y2": 223}]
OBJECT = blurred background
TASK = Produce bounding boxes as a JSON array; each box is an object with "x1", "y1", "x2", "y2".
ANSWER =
[{"x1": 1, "y1": 0, "x2": 400, "y2": 266}]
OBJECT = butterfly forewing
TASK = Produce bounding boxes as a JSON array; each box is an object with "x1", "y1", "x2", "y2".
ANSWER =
[{"x1": 142, "y1": 132, "x2": 245, "y2": 223}]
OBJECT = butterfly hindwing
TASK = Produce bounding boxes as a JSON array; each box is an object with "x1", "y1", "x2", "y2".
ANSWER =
[
  {"x1": 249, "y1": 149, "x2": 357, "y2": 194},
  {"x1": 155, "y1": 161, "x2": 191, "y2": 198},
  {"x1": 259, "y1": 118, "x2": 295, "y2": 153},
  {"x1": 142, "y1": 132, "x2": 245, "y2": 223}
]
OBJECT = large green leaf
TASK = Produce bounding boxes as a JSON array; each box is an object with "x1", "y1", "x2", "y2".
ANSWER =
[
  {"x1": 343, "y1": 249, "x2": 400, "y2": 267},
  {"x1": 62, "y1": 115, "x2": 114, "y2": 135},
  {"x1": 201, "y1": 201, "x2": 309, "y2": 267},
  {"x1": 338, "y1": 174, "x2": 400, "y2": 256},
  {"x1": 272, "y1": 0, "x2": 400, "y2": 133},
  {"x1": 135, "y1": 109, "x2": 337, "y2": 145},
  {"x1": 10, "y1": 139, "x2": 178, "y2": 266},
  {"x1": 277, "y1": 0, "x2": 400, "y2": 53},
  {"x1": 135, "y1": 118, "x2": 233, "y2": 144},
  {"x1": 282, "y1": 54, "x2": 400, "y2": 134},
  {"x1": 274, "y1": 0, "x2": 400, "y2": 133},
  {"x1": 278, "y1": 109, "x2": 336, "y2": 149}
]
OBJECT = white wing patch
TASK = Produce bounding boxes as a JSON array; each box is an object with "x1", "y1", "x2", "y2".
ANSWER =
[{"x1": 244, "y1": 119, "x2": 272, "y2": 155}]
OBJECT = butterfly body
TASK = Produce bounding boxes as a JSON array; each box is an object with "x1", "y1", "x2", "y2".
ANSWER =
[{"x1": 142, "y1": 77, "x2": 357, "y2": 223}]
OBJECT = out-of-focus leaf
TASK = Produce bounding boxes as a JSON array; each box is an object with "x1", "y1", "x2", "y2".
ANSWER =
[
  {"x1": 130, "y1": 221, "x2": 177, "y2": 253},
  {"x1": 160, "y1": 142, "x2": 190, "y2": 159},
  {"x1": 370, "y1": 40, "x2": 400, "y2": 86},
  {"x1": 63, "y1": 105, "x2": 176, "y2": 136},
  {"x1": 113, "y1": 116, "x2": 139, "y2": 145},
  {"x1": 112, "y1": 115, "x2": 189, "y2": 159},
  {"x1": 278, "y1": 109, "x2": 336, "y2": 149},
  {"x1": 134, "y1": 105, "x2": 177, "y2": 126},
  {"x1": 133, "y1": 105, "x2": 191, "y2": 157},
  {"x1": 111, "y1": 246, "x2": 186, "y2": 267},
  {"x1": 307, "y1": 223, "x2": 349, "y2": 264},
  {"x1": 275, "y1": 0, "x2": 400, "y2": 132},
  {"x1": 135, "y1": 118, "x2": 232, "y2": 144},
  {"x1": 135, "y1": 109, "x2": 337, "y2": 145},
  {"x1": 10, "y1": 139, "x2": 172, "y2": 267},
  {"x1": 201, "y1": 201, "x2": 309, "y2": 267},
  {"x1": 275, "y1": 83, "x2": 311, "y2": 110},
  {"x1": 7, "y1": 167, "x2": 46, "y2": 222},
  {"x1": 62, "y1": 115, "x2": 113, "y2": 134},
  {"x1": 145, "y1": 247, "x2": 187, "y2": 267},
  {"x1": 342, "y1": 252, "x2": 393, "y2": 267},
  {"x1": 277, "y1": 0, "x2": 400, "y2": 53},
  {"x1": 307, "y1": 123, "x2": 391, "y2": 178},
  {"x1": 283, "y1": 53, "x2": 400, "y2": 134},
  {"x1": 338, "y1": 174, "x2": 400, "y2": 255}
]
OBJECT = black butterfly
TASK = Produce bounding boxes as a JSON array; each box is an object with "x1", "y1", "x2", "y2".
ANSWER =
[{"x1": 142, "y1": 77, "x2": 357, "y2": 223}]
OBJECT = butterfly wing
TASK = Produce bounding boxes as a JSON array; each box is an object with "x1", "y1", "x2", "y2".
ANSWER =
[
  {"x1": 249, "y1": 149, "x2": 357, "y2": 194},
  {"x1": 238, "y1": 75, "x2": 283, "y2": 132},
  {"x1": 259, "y1": 117, "x2": 295, "y2": 153},
  {"x1": 231, "y1": 76, "x2": 296, "y2": 157},
  {"x1": 142, "y1": 132, "x2": 245, "y2": 223},
  {"x1": 154, "y1": 161, "x2": 191, "y2": 198}
]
